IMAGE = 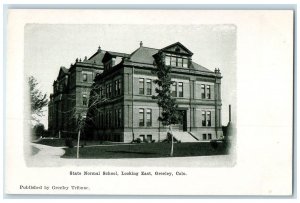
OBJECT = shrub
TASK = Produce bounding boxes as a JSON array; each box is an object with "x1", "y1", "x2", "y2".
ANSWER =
[
  {"x1": 210, "y1": 140, "x2": 218, "y2": 150},
  {"x1": 65, "y1": 138, "x2": 74, "y2": 148},
  {"x1": 135, "y1": 137, "x2": 142, "y2": 143}
]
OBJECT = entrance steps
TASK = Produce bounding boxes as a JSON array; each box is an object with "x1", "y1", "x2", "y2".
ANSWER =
[{"x1": 172, "y1": 131, "x2": 199, "y2": 143}]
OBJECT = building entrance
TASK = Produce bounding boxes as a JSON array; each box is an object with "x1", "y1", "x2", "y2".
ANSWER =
[{"x1": 177, "y1": 110, "x2": 187, "y2": 132}]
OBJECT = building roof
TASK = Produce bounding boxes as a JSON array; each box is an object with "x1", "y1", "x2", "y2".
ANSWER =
[
  {"x1": 191, "y1": 61, "x2": 213, "y2": 73},
  {"x1": 106, "y1": 51, "x2": 130, "y2": 58},
  {"x1": 61, "y1": 66, "x2": 69, "y2": 74},
  {"x1": 57, "y1": 66, "x2": 69, "y2": 79},
  {"x1": 85, "y1": 50, "x2": 106, "y2": 65},
  {"x1": 129, "y1": 45, "x2": 213, "y2": 73},
  {"x1": 160, "y1": 42, "x2": 193, "y2": 56},
  {"x1": 130, "y1": 46, "x2": 159, "y2": 64}
]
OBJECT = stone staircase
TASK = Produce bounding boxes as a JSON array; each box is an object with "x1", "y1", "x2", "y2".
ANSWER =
[{"x1": 172, "y1": 131, "x2": 199, "y2": 143}]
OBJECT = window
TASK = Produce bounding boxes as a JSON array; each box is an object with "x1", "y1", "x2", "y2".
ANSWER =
[
  {"x1": 203, "y1": 134, "x2": 207, "y2": 140},
  {"x1": 171, "y1": 57, "x2": 177, "y2": 66},
  {"x1": 106, "y1": 84, "x2": 109, "y2": 97},
  {"x1": 82, "y1": 95, "x2": 87, "y2": 106},
  {"x1": 147, "y1": 135, "x2": 152, "y2": 142},
  {"x1": 139, "y1": 78, "x2": 144, "y2": 94},
  {"x1": 202, "y1": 111, "x2": 206, "y2": 126},
  {"x1": 115, "y1": 80, "x2": 118, "y2": 96},
  {"x1": 114, "y1": 108, "x2": 122, "y2": 128},
  {"x1": 208, "y1": 134, "x2": 212, "y2": 140},
  {"x1": 171, "y1": 82, "x2": 177, "y2": 97},
  {"x1": 118, "y1": 108, "x2": 122, "y2": 127},
  {"x1": 207, "y1": 85, "x2": 211, "y2": 99},
  {"x1": 140, "y1": 135, "x2": 145, "y2": 142},
  {"x1": 207, "y1": 111, "x2": 211, "y2": 126},
  {"x1": 165, "y1": 56, "x2": 171, "y2": 66},
  {"x1": 177, "y1": 58, "x2": 183, "y2": 67},
  {"x1": 139, "y1": 109, "x2": 144, "y2": 126},
  {"x1": 178, "y1": 82, "x2": 183, "y2": 97},
  {"x1": 82, "y1": 73, "x2": 87, "y2": 82},
  {"x1": 115, "y1": 109, "x2": 118, "y2": 127},
  {"x1": 109, "y1": 83, "x2": 112, "y2": 97},
  {"x1": 201, "y1": 84, "x2": 206, "y2": 99},
  {"x1": 100, "y1": 87, "x2": 103, "y2": 98},
  {"x1": 183, "y1": 58, "x2": 188, "y2": 68},
  {"x1": 146, "y1": 79, "x2": 152, "y2": 95},
  {"x1": 118, "y1": 79, "x2": 121, "y2": 95},
  {"x1": 146, "y1": 109, "x2": 152, "y2": 127}
]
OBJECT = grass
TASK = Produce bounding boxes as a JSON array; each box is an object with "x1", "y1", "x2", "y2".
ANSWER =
[
  {"x1": 62, "y1": 142, "x2": 229, "y2": 159},
  {"x1": 33, "y1": 138, "x2": 132, "y2": 147}
]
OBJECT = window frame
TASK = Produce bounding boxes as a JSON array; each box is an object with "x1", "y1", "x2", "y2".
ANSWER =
[
  {"x1": 207, "y1": 85, "x2": 211, "y2": 99},
  {"x1": 178, "y1": 82, "x2": 183, "y2": 97},
  {"x1": 208, "y1": 133, "x2": 212, "y2": 140},
  {"x1": 139, "y1": 78, "x2": 145, "y2": 95},
  {"x1": 201, "y1": 84, "x2": 206, "y2": 99},
  {"x1": 207, "y1": 111, "x2": 211, "y2": 126},
  {"x1": 146, "y1": 109, "x2": 152, "y2": 127},
  {"x1": 82, "y1": 94, "x2": 87, "y2": 106},
  {"x1": 82, "y1": 73, "x2": 87, "y2": 82},
  {"x1": 146, "y1": 79, "x2": 152, "y2": 95},
  {"x1": 202, "y1": 111, "x2": 206, "y2": 126},
  {"x1": 171, "y1": 82, "x2": 177, "y2": 97},
  {"x1": 139, "y1": 108, "x2": 144, "y2": 127}
]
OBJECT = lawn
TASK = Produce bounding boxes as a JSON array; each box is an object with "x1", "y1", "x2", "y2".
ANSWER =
[{"x1": 62, "y1": 142, "x2": 229, "y2": 159}]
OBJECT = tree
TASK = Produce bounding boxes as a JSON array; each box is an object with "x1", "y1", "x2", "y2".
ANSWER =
[
  {"x1": 152, "y1": 51, "x2": 181, "y2": 156},
  {"x1": 29, "y1": 76, "x2": 48, "y2": 125},
  {"x1": 33, "y1": 123, "x2": 46, "y2": 139}
]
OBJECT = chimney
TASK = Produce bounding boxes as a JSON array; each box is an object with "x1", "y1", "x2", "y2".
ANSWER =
[
  {"x1": 140, "y1": 41, "x2": 143, "y2": 47},
  {"x1": 98, "y1": 45, "x2": 101, "y2": 52}
]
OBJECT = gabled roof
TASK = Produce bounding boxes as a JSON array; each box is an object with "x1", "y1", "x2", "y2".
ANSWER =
[
  {"x1": 130, "y1": 46, "x2": 159, "y2": 64},
  {"x1": 160, "y1": 42, "x2": 193, "y2": 56}
]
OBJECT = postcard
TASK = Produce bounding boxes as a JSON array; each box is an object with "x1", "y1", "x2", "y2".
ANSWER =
[{"x1": 5, "y1": 9, "x2": 293, "y2": 195}]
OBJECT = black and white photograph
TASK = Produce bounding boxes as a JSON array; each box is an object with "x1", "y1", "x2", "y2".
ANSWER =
[
  {"x1": 4, "y1": 9, "x2": 293, "y2": 196},
  {"x1": 25, "y1": 24, "x2": 236, "y2": 166}
]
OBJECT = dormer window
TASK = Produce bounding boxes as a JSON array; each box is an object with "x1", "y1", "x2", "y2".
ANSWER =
[
  {"x1": 165, "y1": 54, "x2": 189, "y2": 68},
  {"x1": 183, "y1": 58, "x2": 188, "y2": 68}
]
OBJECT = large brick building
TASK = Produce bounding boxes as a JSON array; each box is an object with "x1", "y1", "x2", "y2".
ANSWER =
[
  {"x1": 85, "y1": 42, "x2": 223, "y2": 142},
  {"x1": 48, "y1": 47, "x2": 105, "y2": 137}
]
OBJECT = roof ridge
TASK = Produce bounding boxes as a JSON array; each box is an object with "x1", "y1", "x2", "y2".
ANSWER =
[{"x1": 141, "y1": 46, "x2": 159, "y2": 50}]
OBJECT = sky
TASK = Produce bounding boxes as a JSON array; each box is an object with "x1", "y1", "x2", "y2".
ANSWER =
[{"x1": 25, "y1": 24, "x2": 236, "y2": 128}]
